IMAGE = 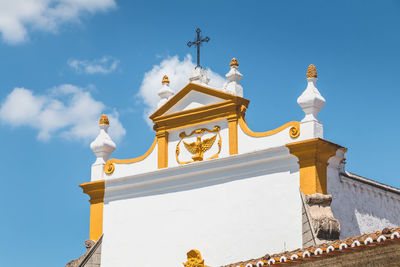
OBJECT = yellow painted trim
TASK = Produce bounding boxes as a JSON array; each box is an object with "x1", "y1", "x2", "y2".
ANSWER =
[
  {"x1": 286, "y1": 138, "x2": 343, "y2": 194},
  {"x1": 79, "y1": 180, "x2": 105, "y2": 241},
  {"x1": 153, "y1": 101, "x2": 248, "y2": 132},
  {"x1": 104, "y1": 137, "x2": 157, "y2": 175},
  {"x1": 238, "y1": 118, "x2": 300, "y2": 138},
  {"x1": 228, "y1": 116, "x2": 238, "y2": 155},
  {"x1": 150, "y1": 82, "x2": 249, "y2": 120},
  {"x1": 156, "y1": 130, "x2": 168, "y2": 168},
  {"x1": 89, "y1": 202, "x2": 103, "y2": 242},
  {"x1": 149, "y1": 83, "x2": 249, "y2": 168}
]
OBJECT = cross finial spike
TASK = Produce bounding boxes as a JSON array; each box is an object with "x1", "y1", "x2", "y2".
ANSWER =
[{"x1": 187, "y1": 28, "x2": 210, "y2": 69}]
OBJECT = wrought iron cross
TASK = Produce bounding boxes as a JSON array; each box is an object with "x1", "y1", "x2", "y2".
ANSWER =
[{"x1": 187, "y1": 28, "x2": 210, "y2": 69}]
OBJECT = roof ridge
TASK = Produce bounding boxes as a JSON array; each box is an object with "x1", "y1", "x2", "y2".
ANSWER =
[
  {"x1": 222, "y1": 227, "x2": 400, "y2": 267},
  {"x1": 343, "y1": 171, "x2": 400, "y2": 195}
]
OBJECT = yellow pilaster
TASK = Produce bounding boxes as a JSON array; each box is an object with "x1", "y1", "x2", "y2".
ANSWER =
[
  {"x1": 286, "y1": 138, "x2": 342, "y2": 194},
  {"x1": 227, "y1": 116, "x2": 238, "y2": 155},
  {"x1": 156, "y1": 129, "x2": 169, "y2": 169},
  {"x1": 79, "y1": 180, "x2": 105, "y2": 241}
]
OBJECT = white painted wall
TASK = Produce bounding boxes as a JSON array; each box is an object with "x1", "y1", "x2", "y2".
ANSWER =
[
  {"x1": 101, "y1": 147, "x2": 302, "y2": 267},
  {"x1": 327, "y1": 150, "x2": 400, "y2": 239},
  {"x1": 165, "y1": 90, "x2": 223, "y2": 115},
  {"x1": 237, "y1": 121, "x2": 298, "y2": 154},
  {"x1": 106, "y1": 142, "x2": 158, "y2": 179}
]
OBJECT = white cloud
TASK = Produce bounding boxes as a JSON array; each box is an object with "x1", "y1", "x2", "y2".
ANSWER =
[
  {"x1": 0, "y1": 0, "x2": 116, "y2": 44},
  {"x1": 68, "y1": 56, "x2": 119, "y2": 74},
  {"x1": 0, "y1": 84, "x2": 125, "y2": 142},
  {"x1": 137, "y1": 54, "x2": 226, "y2": 125}
]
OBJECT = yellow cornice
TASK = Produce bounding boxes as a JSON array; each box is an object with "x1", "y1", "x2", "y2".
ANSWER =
[
  {"x1": 150, "y1": 82, "x2": 249, "y2": 120},
  {"x1": 79, "y1": 180, "x2": 105, "y2": 204},
  {"x1": 104, "y1": 137, "x2": 157, "y2": 175},
  {"x1": 286, "y1": 138, "x2": 344, "y2": 194},
  {"x1": 286, "y1": 138, "x2": 342, "y2": 160},
  {"x1": 153, "y1": 100, "x2": 248, "y2": 132},
  {"x1": 238, "y1": 117, "x2": 300, "y2": 139}
]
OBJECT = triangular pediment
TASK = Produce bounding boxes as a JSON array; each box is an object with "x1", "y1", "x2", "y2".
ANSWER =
[
  {"x1": 150, "y1": 83, "x2": 248, "y2": 120},
  {"x1": 164, "y1": 90, "x2": 225, "y2": 115}
]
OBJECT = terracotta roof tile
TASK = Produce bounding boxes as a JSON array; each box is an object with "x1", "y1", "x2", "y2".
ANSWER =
[{"x1": 222, "y1": 227, "x2": 400, "y2": 266}]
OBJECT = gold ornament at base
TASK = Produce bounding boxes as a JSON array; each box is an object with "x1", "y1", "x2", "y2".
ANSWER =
[{"x1": 183, "y1": 249, "x2": 208, "y2": 267}]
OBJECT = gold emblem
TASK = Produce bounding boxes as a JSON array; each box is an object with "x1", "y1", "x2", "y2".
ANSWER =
[
  {"x1": 176, "y1": 126, "x2": 221, "y2": 165},
  {"x1": 183, "y1": 249, "x2": 208, "y2": 267},
  {"x1": 184, "y1": 134, "x2": 216, "y2": 161}
]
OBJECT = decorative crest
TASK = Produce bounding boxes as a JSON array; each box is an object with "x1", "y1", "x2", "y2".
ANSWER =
[
  {"x1": 306, "y1": 64, "x2": 317, "y2": 78},
  {"x1": 99, "y1": 114, "x2": 109, "y2": 126},
  {"x1": 184, "y1": 134, "x2": 217, "y2": 162},
  {"x1": 183, "y1": 249, "x2": 207, "y2": 267},
  {"x1": 187, "y1": 28, "x2": 210, "y2": 68},
  {"x1": 176, "y1": 126, "x2": 221, "y2": 165},
  {"x1": 230, "y1": 57, "x2": 239, "y2": 67},
  {"x1": 162, "y1": 75, "x2": 170, "y2": 85}
]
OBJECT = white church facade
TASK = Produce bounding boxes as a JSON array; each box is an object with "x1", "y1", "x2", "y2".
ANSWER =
[{"x1": 67, "y1": 59, "x2": 400, "y2": 267}]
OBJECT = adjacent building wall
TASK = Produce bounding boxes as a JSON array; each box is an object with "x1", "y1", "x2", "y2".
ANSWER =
[{"x1": 327, "y1": 150, "x2": 400, "y2": 239}]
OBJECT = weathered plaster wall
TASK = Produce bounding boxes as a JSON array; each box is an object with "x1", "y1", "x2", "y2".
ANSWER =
[{"x1": 327, "y1": 150, "x2": 400, "y2": 239}]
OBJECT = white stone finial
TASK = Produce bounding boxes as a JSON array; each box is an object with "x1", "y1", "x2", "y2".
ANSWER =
[
  {"x1": 158, "y1": 75, "x2": 174, "y2": 108},
  {"x1": 298, "y1": 64, "x2": 325, "y2": 122},
  {"x1": 297, "y1": 64, "x2": 325, "y2": 138},
  {"x1": 223, "y1": 57, "x2": 243, "y2": 97},
  {"x1": 90, "y1": 114, "x2": 116, "y2": 181},
  {"x1": 189, "y1": 67, "x2": 210, "y2": 85}
]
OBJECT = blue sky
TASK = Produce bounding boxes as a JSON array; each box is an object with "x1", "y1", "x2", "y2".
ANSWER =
[{"x1": 0, "y1": 1, "x2": 399, "y2": 266}]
